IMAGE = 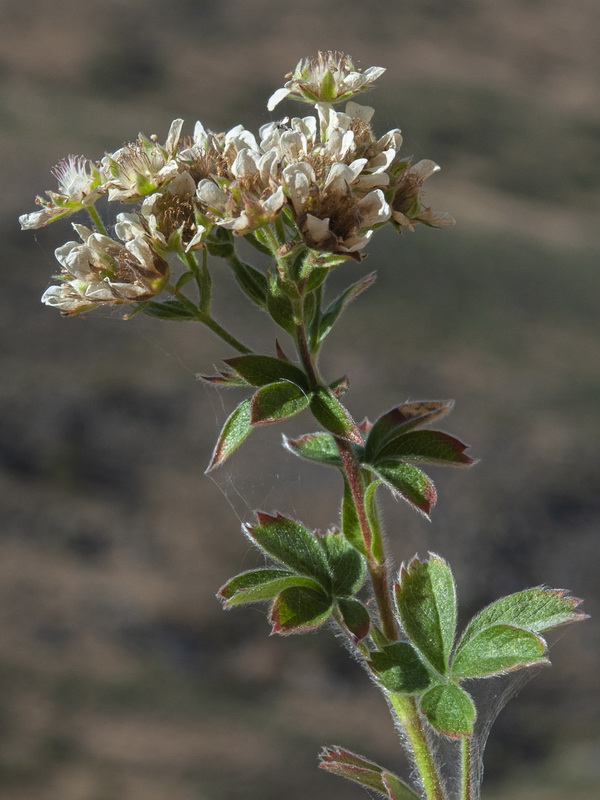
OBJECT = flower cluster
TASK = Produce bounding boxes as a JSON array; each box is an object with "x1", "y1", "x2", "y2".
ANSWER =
[{"x1": 21, "y1": 51, "x2": 453, "y2": 315}]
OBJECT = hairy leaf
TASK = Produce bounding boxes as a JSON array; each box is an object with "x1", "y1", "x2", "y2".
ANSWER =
[
  {"x1": 224, "y1": 354, "x2": 308, "y2": 389},
  {"x1": 369, "y1": 642, "x2": 432, "y2": 694},
  {"x1": 317, "y1": 271, "x2": 377, "y2": 345},
  {"x1": 419, "y1": 682, "x2": 476, "y2": 738},
  {"x1": 375, "y1": 430, "x2": 475, "y2": 468},
  {"x1": 372, "y1": 461, "x2": 437, "y2": 517},
  {"x1": 142, "y1": 299, "x2": 198, "y2": 320},
  {"x1": 250, "y1": 381, "x2": 310, "y2": 424},
  {"x1": 310, "y1": 386, "x2": 363, "y2": 444},
  {"x1": 341, "y1": 478, "x2": 368, "y2": 557},
  {"x1": 395, "y1": 555, "x2": 457, "y2": 675},
  {"x1": 218, "y1": 569, "x2": 324, "y2": 607},
  {"x1": 337, "y1": 598, "x2": 371, "y2": 642},
  {"x1": 246, "y1": 513, "x2": 331, "y2": 589},
  {"x1": 319, "y1": 532, "x2": 366, "y2": 596},
  {"x1": 365, "y1": 400, "x2": 455, "y2": 462},
  {"x1": 271, "y1": 586, "x2": 332, "y2": 634},
  {"x1": 282, "y1": 431, "x2": 342, "y2": 467},
  {"x1": 452, "y1": 624, "x2": 548, "y2": 678},
  {"x1": 206, "y1": 396, "x2": 252, "y2": 471},
  {"x1": 319, "y1": 746, "x2": 421, "y2": 800}
]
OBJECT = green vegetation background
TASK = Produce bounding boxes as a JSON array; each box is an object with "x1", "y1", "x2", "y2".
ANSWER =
[{"x1": 1, "y1": 1, "x2": 598, "y2": 799}]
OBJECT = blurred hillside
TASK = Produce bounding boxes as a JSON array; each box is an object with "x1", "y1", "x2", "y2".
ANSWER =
[{"x1": 1, "y1": 2, "x2": 599, "y2": 800}]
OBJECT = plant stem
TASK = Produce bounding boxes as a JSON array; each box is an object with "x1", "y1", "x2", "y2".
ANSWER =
[
  {"x1": 388, "y1": 693, "x2": 446, "y2": 800},
  {"x1": 87, "y1": 205, "x2": 108, "y2": 236},
  {"x1": 196, "y1": 311, "x2": 253, "y2": 354},
  {"x1": 460, "y1": 736, "x2": 472, "y2": 800}
]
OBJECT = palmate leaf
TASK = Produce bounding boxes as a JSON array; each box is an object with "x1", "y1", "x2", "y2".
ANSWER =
[
  {"x1": 218, "y1": 568, "x2": 325, "y2": 607},
  {"x1": 319, "y1": 531, "x2": 366, "y2": 596},
  {"x1": 245, "y1": 512, "x2": 331, "y2": 589},
  {"x1": 451, "y1": 624, "x2": 548, "y2": 679},
  {"x1": 337, "y1": 597, "x2": 371, "y2": 642},
  {"x1": 418, "y1": 682, "x2": 477, "y2": 738},
  {"x1": 206, "y1": 396, "x2": 253, "y2": 471},
  {"x1": 271, "y1": 586, "x2": 333, "y2": 634},
  {"x1": 395, "y1": 555, "x2": 457, "y2": 676},
  {"x1": 319, "y1": 746, "x2": 421, "y2": 800}
]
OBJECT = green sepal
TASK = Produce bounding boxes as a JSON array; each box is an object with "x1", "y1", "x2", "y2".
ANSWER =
[
  {"x1": 206, "y1": 396, "x2": 252, "y2": 471},
  {"x1": 246, "y1": 513, "x2": 331, "y2": 589},
  {"x1": 375, "y1": 430, "x2": 475, "y2": 468},
  {"x1": 365, "y1": 400, "x2": 454, "y2": 463},
  {"x1": 418, "y1": 682, "x2": 476, "y2": 738},
  {"x1": 340, "y1": 478, "x2": 368, "y2": 557},
  {"x1": 310, "y1": 386, "x2": 363, "y2": 444},
  {"x1": 319, "y1": 531, "x2": 366, "y2": 596},
  {"x1": 270, "y1": 586, "x2": 333, "y2": 634},
  {"x1": 457, "y1": 587, "x2": 587, "y2": 651},
  {"x1": 227, "y1": 257, "x2": 268, "y2": 308},
  {"x1": 282, "y1": 431, "x2": 342, "y2": 467},
  {"x1": 320, "y1": 68, "x2": 337, "y2": 101},
  {"x1": 218, "y1": 568, "x2": 325, "y2": 606},
  {"x1": 316, "y1": 271, "x2": 376, "y2": 346},
  {"x1": 451, "y1": 624, "x2": 548, "y2": 679},
  {"x1": 224, "y1": 354, "x2": 308, "y2": 390},
  {"x1": 395, "y1": 555, "x2": 457, "y2": 675},
  {"x1": 319, "y1": 746, "x2": 421, "y2": 800},
  {"x1": 243, "y1": 232, "x2": 273, "y2": 257},
  {"x1": 372, "y1": 461, "x2": 437, "y2": 517},
  {"x1": 369, "y1": 642, "x2": 432, "y2": 694},
  {"x1": 142, "y1": 299, "x2": 198, "y2": 320},
  {"x1": 336, "y1": 598, "x2": 371, "y2": 642},
  {"x1": 250, "y1": 381, "x2": 310, "y2": 425}
]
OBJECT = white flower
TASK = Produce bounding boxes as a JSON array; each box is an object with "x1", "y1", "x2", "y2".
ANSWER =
[
  {"x1": 267, "y1": 51, "x2": 385, "y2": 111},
  {"x1": 42, "y1": 224, "x2": 169, "y2": 315},
  {"x1": 19, "y1": 156, "x2": 105, "y2": 230},
  {"x1": 389, "y1": 159, "x2": 455, "y2": 230},
  {"x1": 101, "y1": 119, "x2": 183, "y2": 202}
]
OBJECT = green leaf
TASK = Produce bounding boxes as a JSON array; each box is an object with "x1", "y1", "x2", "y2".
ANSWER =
[
  {"x1": 282, "y1": 431, "x2": 342, "y2": 467},
  {"x1": 419, "y1": 682, "x2": 476, "y2": 738},
  {"x1": 317, "y1": 271, "x2": 377, "y2": 346},
  {"x1": 375, "y1": 430, "x2": 475, "y2": 468},
  {"x1": 365, "y1": 400, "x2": 455, "y2": 462},
  {"x1": 250, "y1": 381, "x2": 310, "y2": 424},
  {"x1": 458, "y1": 587, "x2": 587, "y2": 651},
  {"x1": 364, "y1": 479, "x2": 385, "y2": 564},
  {"x1": 197, "y1": 369, "x2": 248, "y2": 387},
  {"x1": 395, "y1": 555, "x2": 457, "y2": 675},
  {"x1": 142, "y1": 299, "x2": 198, "y2": 320},
  {"x1": 206, "y1": 397, "x2": 252, "y2": 471},
  {"x1": 452, "y1": 624, "x2": 548, "y2": 679},
  {"x1": 319, "y1": 531, "x2": 366, "y2": 596},
  {"x1": 372, "y1": 461, "x2": 437, "y2": 517},
  {"x1": 266, "y1": 276, "x2": 296, "y2": 334},
  {"x1": 271, "y1": 586, "x2": 332, "y2": 634},
  {"x1": 340, "y1": 478, "x2": 367, "y2": 557},
  {"x1": 218, "y1": 568, "x2": 325, "y2": 606},
  {"x1": 319, "y1": 747, "x2": 421, "y2": 800},
  {"x1": 337, "y1": 598, "x2": 371, "y2": 642},
  {"x1": 369, "y1": 642, "x2": 432, "y2": 694},
  {"x1": 205, "y1": 227, "x2": 235, "y2": 258},
  {"x1": 227, "y1": 257, "x2": 268, "y2": 308},
  {"x1": 310, "y1": 386, "x2": 363, "y2": 444},
  {"x1": 304, "y1": 265, "x2": 329, "y2": 292},
  {"x1": 224, "y1": 355, "x2": 308, "y2": 389},
  {"x1": 246, "y1": 513, "x2": 331, "y2": 589}
]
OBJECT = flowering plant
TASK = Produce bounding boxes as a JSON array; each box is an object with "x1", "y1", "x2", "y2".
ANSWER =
[{"x1": 22, "y1": 51, "x2": 586, "y2": 800}]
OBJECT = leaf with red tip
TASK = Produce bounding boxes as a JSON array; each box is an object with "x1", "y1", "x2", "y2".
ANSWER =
[
  {"x1": 372, "y1": 462, "x2": 437, "y2": 517},
  {"x1": 224, "y1": 354, "x2": 309, "y2": 389},
  {"x1": 197, "y1": 369, "x2": 248, "y2": 386},
  {"x1": 218, "y1": 568, "x2": 325, "y2": 607},
  {"x1": 282, "y1": 431, "x2": 342, "y2": 467},
  {"x1": 271, "y1": 586, "x2": 332, "y2": 634},
  {"x1": 337, "y1": 598, "x2": 371, "y2": 642},
  {"x1": 419, "y1": 682, "x2": 476, "y2": 738},
  {"x1": 452, "y1": 624, "x2": 548, "y2": 679},
  {"x1": 366, "y1": 400, "x2": 454, "y2": 462},
  {"x1": 319, "y1": 746, "x2": 420, "y2": 800},
  {"x1": 206, "y1": 397, "x2": 252, "y2": 471},
  {"x1": 375, "y1": 430, "x2": 475, "y2": 468}
]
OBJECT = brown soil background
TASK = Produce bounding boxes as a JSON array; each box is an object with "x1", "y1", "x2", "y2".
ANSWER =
[{"x1": 1, "y1": 1, "x2": 599, "y2": 799}]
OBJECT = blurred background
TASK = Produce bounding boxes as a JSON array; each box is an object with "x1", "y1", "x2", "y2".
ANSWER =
[{"x1": 1, "y1": 1, "x2": 599, "y2": 799}]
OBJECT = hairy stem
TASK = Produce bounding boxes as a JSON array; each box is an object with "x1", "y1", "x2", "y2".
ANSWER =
[
  {"x1": 460, "y1": 736, "x2": 472, "y2": 800},
  {"x1": 388, "y1": 693, "x2": 446, "y2": 800},
  {"x1": 87, "y1": 205, "x2": 108, "y2": 236}
]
